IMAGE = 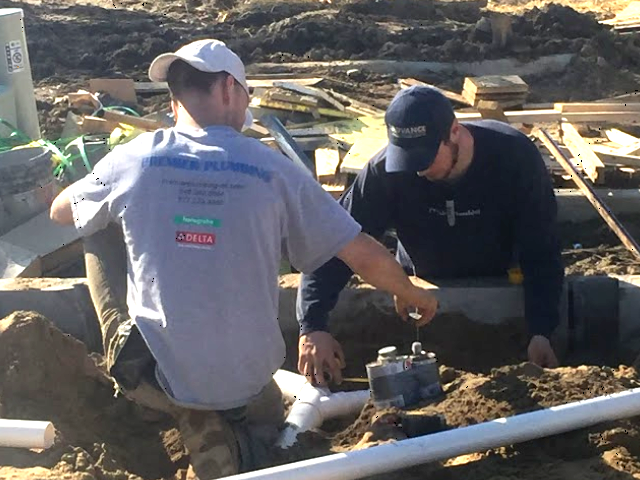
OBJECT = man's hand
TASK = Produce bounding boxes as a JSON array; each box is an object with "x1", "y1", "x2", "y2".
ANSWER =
[
  {"x1": 298, "y1": 331, "x2": 346, "y2": 387},
  {"x1": 394, "y1": 287, "x2": 438, "y2": 327},
  {"x1": 528, "y1": 335, "x2": 558, "y2": 368}
]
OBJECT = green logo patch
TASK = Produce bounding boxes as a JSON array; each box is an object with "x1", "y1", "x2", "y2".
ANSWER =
[{"x1": 174, "y1": 215, "x2": 222, "y2": 227}]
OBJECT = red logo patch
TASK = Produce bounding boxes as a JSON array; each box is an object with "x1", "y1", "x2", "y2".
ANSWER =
[{"x1": 176, "y1": 231, "x2": 216, "y2": 246}]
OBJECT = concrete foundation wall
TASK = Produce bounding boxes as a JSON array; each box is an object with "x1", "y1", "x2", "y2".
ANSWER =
[
  {"x1": 556, "y1": 189, "x2": 640, "y2": 223},
  {"x1": 1, "y1": 274, "x2": 637, "y2": 362}
]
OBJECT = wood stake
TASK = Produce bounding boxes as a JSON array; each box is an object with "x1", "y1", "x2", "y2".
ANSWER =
[
  {"x1": 537, "y1": 129, "x2": 640, "y2": 260},
  {"x1": 560, "y1": 122, "x2": 605, "y2": 183}
]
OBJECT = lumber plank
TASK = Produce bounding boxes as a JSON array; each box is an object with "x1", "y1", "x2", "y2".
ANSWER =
[
  {"x1": 605, "y1": 128, "x2": 640, "y2": 146},
  {"x1": 476, "y1": 100, "x2": 508, "y2": 122},
  {"x1": 102, "y1": 111, "x2": 164, "y2": 131},
  {"x1": 537, "y1": 129, "x2": 640, "y2": 260},
  {"x1": 554, "y1": 102, "x2": 640, "y2": 113},
  {"x1": 326, "y1": 90, "x2": 384, "y2": 116},
  {"x1": 134, "y1": 77, "x2": 324, "y2": 94},
  {"x1": 560, "y1": 122, "x2": 605, "y2": 183},
  {"x1": 399, "y1": 78, "x2": 472, "y2": 106},
  {"x1": 590, "y1": 144, "x2": 640, "y2": 168},
  {"x1": 264, "y1": 89, "x2": 319, "y2": 107},
  {"x1": 619, "y1": 142, "x2": 640, "y2": 156},
  {"x1": 273, "y1": 81, "x2": 346, "y2": 111},
  {"x1": 463, "y1": 75, "x2": 528, "y2": 96},
  {"x1": 81, "y1": 116, "x2": 121, "y2": 134},
  {"x1": 89, "y1": 78, "x2": 137, "y2": 105},
  {"x1": 251, "y1": 97, "x2": 354, "y2": 119}
]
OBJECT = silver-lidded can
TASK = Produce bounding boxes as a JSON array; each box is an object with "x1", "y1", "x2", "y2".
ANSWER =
[
  {"x1": 366, "y1": 345, "x2": 410, "y2": 409},
  {"x1": 410, "y1": 343, "x2": 442, "y2": 399}
]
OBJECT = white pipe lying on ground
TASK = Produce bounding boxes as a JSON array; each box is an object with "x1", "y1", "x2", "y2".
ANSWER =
[
  {"x1": 273, "y1": 370, "x2": 370, "y2": 449},
  {"x1": 222, "y1": 386, "x2": 640, "y2": 480},
  {"x1": 0, "y1": 419, "x2": 55, "y2": 449}
]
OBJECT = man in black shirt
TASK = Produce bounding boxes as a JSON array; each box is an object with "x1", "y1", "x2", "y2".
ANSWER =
[{"x1": 297, "y1": 86, "x2": 564, "y2": 384}]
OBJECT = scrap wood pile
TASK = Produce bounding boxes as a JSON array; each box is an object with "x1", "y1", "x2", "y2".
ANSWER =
[{"x1": 26, "y1": 74, "x2": 640, "y2": 198}]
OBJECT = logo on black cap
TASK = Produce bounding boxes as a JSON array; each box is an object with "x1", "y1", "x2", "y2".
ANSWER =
[{"x1": 389, "y1": 125, "x2": 429, "y2": 139}]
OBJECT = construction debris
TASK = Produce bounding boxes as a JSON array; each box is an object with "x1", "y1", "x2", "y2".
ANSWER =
[{"x1": 6, "y1": 71, "x2": 640, "y2": 280}]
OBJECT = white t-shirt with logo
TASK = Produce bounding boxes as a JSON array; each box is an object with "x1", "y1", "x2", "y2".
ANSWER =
[{"x1": 69, "y1": 125, "x2": 361, "y2": 410}]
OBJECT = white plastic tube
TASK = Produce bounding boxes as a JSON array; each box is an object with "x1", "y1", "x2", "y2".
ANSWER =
[
  {"x1": 222, "y1": 386, "x2": 640, "y2": 480},
  {"x1": 273, "y1": 370, "x2": 370, "y2": 449},
  {"x1": 0, "y1": 419, "x2": 55, "y2": 449}
]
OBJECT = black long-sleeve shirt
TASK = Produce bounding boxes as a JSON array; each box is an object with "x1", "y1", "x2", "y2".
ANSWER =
[{"x1": 297, "y1": 120, "x2": 565, "y2": 338}]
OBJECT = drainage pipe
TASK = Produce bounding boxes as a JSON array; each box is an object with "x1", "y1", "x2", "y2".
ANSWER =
[
  {"x1": 222, "y1": 386, "x2": 640, "y2": 480},
  {"x1": 273, "y1": 370, "x2": 370, "y2": 449},
  {"x1": 0, "y1": 419, "x2": 55, "y2": 449}
]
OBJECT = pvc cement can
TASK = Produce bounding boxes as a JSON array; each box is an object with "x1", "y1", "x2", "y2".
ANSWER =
[
  {"x1": 411, "y1": 352, "x2": 443, "y2": 399},
  {"x1": 367, "y1": 345, "x2": 443, "y2": 410},
  {"x1": 366, "y1": 346, "x2": 411, "y2": 409}
]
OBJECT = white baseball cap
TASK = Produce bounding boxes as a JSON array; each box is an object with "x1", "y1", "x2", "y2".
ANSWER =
[{"x1": 149, "y1": 39, "x2": 253, "y2": 129}]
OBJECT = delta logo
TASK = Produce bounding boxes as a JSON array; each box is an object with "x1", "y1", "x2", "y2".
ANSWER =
[{"x1": 176, "y1": 231, "x2": 216, "y2": 246}]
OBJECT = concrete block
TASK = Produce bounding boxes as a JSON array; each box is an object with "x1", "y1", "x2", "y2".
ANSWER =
[{"x1": 0, "y1": 277, "x2": 101, "y2": 352}]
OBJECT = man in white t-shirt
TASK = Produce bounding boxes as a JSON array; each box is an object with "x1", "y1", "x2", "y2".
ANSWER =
[{"x1": 50, "y1": 39, "x2": 438, "y2": 478}]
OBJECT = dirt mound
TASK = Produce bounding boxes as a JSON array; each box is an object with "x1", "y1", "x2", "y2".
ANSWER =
[
  {"x1": 341, "y1": 0, "x2": 486, "y2": 23},
  {"x1": 0, "y1": 311, "x2": 187, "y2": 480},
  {"x1": 523, "y1": 4, "x2": 603, "y2": 39},
  {"x1": 324, "y1": 363, "x2": 640, "y2": 479}
]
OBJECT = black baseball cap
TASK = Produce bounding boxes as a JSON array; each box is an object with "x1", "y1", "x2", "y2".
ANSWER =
[{"x1": 385, "y1": 86, "x2": 456, "y2": 173}]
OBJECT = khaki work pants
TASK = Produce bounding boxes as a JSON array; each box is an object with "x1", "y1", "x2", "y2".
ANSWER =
[{"x1": 83, "y1": 224, "x2": 284, "y2": 478}]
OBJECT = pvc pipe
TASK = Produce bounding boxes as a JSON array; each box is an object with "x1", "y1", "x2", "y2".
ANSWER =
[
  {"x1": 273, "y1": 369, "x2": 310, "y2": 401},
  {"x1": 0, "y1": 419, "x2": 55, "y2": 449},
  {"x1": 221, "y1": 386, "x2": 640, "y2": 480},
  {"x1": 273, "y1": 370, "x2": 370, "y2": 449}
]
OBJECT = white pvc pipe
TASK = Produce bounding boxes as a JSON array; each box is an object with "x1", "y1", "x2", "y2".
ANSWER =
[
  {"x1": 222, "y1": 386, "x2": 640, "y2": 480},
  {"x1": 273, "y1": 369, "x2": 311, "y2": 401},
  {"x1": 273, "y1": 370, "x2": 370, "y2": 449},
  {"x1": 0, "y1": 419, "x2": 55, "y2": 449}
]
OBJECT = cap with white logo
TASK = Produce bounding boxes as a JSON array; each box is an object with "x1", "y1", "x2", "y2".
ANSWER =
[
  {"x1": 148, "y1": 39, "x2": 253, "y2": 129},
  {"x1": 384, "y1": 86, "x2": 455, "y2": 173}
]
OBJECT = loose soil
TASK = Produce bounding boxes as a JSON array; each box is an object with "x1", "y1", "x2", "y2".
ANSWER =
[{"x1": 3, "y1": 310, "x2": 640, "y2": 480}]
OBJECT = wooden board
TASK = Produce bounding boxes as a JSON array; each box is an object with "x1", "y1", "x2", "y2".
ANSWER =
[
  {"x1": 315, "y1": 147, "x2": 342, "y2": 179},
  {"x1": 133, "y1": 77, "x2": 324, "y2": 94},
  {"x1": 340, "y1": 136, "x2": 387, "y2": 174},
  {"x1": 619, "y1": 142, "x2": 640, "y2": 156},
  {"x1": 251, "y1": 97, "x2": 354, "y2": 119},
  {"x1": 89, "y1": 78, "x2": 137, "y2": 105},
  {"x1": 81, "y1": 116, "x2": 121, "y2": 135},
  {"x1": 399, "y1": 78, "x2": 471, "y2": 106},
  {"x1": 476, "y1": 100, "x2": 508, "y2": 122},
  {"x1": 463, "y1": 75, "x2": 528, "y2": 96},
  {"x1": 273, "y1": 81, "x2": 346, "y2": 111},
  {"x1": 102, "y1": 111, "x2": 164, "y2": 131},
  {"x1": 462, "y1": 90, "x2": 527, "y2": 108},
  {"x1": 554, "y1": 103, "x2": 640, "y2": 113},
  {"x1": 327, "y1": 90, "x2": 385, "y2": 116},
  {"x1": 590, "y1": 145, "x2": 640, "y2": 168},
  {"x1": 605, "y1": 128, "x2": 640, "y2": 146},
  {"x1": 263, "y1": 89, "x2": 319, "y2": 107},
  {"x1": 560, "y1": 122, "x2": 605, "y2": 183}
]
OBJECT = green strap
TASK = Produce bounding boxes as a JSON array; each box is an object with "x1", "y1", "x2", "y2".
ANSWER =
[{"x1": 64, "y1": 137, "x2": 92, "y2": 173}]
